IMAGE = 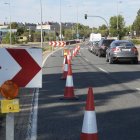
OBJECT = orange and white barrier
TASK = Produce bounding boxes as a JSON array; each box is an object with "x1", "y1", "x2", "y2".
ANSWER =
[
  {"x1": 62, "y1": 64, "x2": 77, "y2": 99},
  {"x1": 49, "y1": 41, "x2": 66, "y2": 47},
  {"x1": 61, "y1": 55, "x2": 68, "y2": 80},
  {"x1": 80, "y1": 87, "x2": 99, "y2": 140},
  {"x1": 67, "y1": 50, "x2": 72, "y2": 65}
]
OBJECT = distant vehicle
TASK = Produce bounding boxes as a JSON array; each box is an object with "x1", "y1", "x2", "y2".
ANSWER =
[
  {"x1": 95, "y1": 39, "x2": 115, "y2": 57},
  {"x1": 18, "y1": 36, "x2": 28, "y2": 44},
  {"x1": 106, "y1": 40, "x2": 139, "y2": 64},
  {"x1": 89, "y1": 33, "x2": 101, "y2": 42}
]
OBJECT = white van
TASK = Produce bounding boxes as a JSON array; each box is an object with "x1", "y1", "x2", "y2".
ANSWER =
[{"x1": 89, "y1": 33, "x2": 101, "y2": 42}]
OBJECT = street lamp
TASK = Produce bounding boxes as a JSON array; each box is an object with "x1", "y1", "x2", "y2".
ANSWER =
[
  {"x1": 60, "y1": 0, "x2": 62, "y2": 41},
  {"x1": 117, "y1": 0, "x2": 122, "y2": 39},
  {"x1": 40, "y1": 0, "x2": 43, "y2": 48},
  {"x1": 4, "y1": 0, "x2": 12, "y2": 45},
  {"x1": 76, "y1": 5, "x2": 79, "y2": 41}
]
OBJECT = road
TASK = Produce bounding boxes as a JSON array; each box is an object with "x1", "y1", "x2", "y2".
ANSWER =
[
  {"x1": 0, "y1": 42, "x2": 140, "y2": 140},
  {"x1": 37, "y1": 43, "x2": 140, "y2": 140}
]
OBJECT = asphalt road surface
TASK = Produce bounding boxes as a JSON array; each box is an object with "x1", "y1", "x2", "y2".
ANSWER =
[{"x1": 37, "y1": 44, "x2": 140, "y2": 140}]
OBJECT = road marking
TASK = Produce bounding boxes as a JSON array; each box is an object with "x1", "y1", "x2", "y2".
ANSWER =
[
  {"x1": 30, "y1": 88, "x2": 39, "y2": 140},
  {"x1": 136, "y1": 88, "x2": 140, "y2": 91},
  {"x1": 27, "y1": 49, "x2": 60, "y2": 140},
  {"x1": 98, "y1": 67, "x2": 109, "y2": 74},
  {"x1": 84, "y1": 58, "x2": 89, "y2": 62}
]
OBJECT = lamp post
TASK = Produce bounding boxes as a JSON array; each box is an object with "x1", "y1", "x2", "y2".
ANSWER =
[
  {"x1": 60, "y1": 0, "x2": 62, "y2": 41},
  {"x1": 4, "y1": 0, "x2": 12, "y2": 45},
  {"x1": 76, "y1": 5, "x2": 79, "y2": 41},
  {"x1": 40, "y1": 0, "x2": 43, "y2": 48},
  {"x1": 85, "y1": 14, "x2": 109, "y2": 36},
  {"x1": 117, "y1": 0, "x2": 122, "y2": 39}
]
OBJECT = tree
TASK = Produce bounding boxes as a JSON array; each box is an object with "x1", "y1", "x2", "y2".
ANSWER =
[
  {"x1": 109, "y1": 15, "x2": 126, "y2": 39},
  {"x1": 98, "y1": 24, "x2": 108, "y2": 37},
  {"x1": 2, "y1": 32, "x2": 17, "y2": 44},
  {"x1": 132, "y1": 9, "x2": 140, "y2": 36},
  {"x1": 11, "y1": 22, "x2": 18, "y2": 29}
]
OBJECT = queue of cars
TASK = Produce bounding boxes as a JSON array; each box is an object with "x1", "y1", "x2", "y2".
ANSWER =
[{"x1": 88, "y1": 38, "x2": 139, "y2": 64}]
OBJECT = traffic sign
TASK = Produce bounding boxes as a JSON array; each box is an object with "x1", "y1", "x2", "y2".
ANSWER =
[
  {"x1": 0, "y1": 99, "x2": 20, "y2": 113},
  {"x1": 0, "y1": 48, "x2": 42, "y2": 87}
]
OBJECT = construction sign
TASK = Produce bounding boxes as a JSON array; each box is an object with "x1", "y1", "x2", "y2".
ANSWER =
[
  {"x1": 0, "y1": 48, "x2": 42, "y2": 88},
  {"x1": 49, "y1": 41, "x2": 66, "y2": 47}
]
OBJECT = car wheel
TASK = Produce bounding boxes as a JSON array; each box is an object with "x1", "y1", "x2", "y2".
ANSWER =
[
  {"x1": 109, "y1": 56, "x2": 113, "y2": 64},
  {"x1": 134, "y1": 59, "x2": 138, "y2": 64},
  {"x1": 98, "y1": 51, "x2": 101, "y2": 57}
]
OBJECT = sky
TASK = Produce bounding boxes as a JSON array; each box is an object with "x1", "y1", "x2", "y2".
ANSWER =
[{"x1": 0, "y1": 0, "x2": 140, "y2": 28}]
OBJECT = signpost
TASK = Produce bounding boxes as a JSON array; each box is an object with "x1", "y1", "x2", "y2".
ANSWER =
[
  {"x1": 0, "y1": 48, "x2": 42, "y2": 87},
  {"x1": 0, "y1": 48, "x2": 42, "y2": 140}
]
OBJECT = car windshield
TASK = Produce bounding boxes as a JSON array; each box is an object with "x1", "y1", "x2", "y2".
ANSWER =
[
  {"x1": 103, "y1": 40, "x2": 114, "y2": 46},
  {"x1": 115, "y1": 42, "x2": 134, "y2": 48}
]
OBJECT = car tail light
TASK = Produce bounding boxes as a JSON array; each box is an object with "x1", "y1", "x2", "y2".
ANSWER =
[
  {"x1": 131, "y1": 47, "x2": 138, "y2": 54},
  {"x1": 111, "y1": 47, "x2": 121, "y2": 52}
]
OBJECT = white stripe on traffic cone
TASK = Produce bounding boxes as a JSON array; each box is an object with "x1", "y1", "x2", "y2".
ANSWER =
[{"x1": 80, "y1": 87, "x2": 99, "y2": 140}]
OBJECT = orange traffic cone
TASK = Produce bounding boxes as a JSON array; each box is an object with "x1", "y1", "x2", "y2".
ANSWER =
[
  {"x1": 80, "y1": 87, "x2": 99, "y2": 140},
  {"x1": 62, "y1": 55, "x2": 66, "y2": 71},
  {"x1": 61, "y1": 55, "x2": 68, "y2": 80},
  {"x1": 67, "y1": 51, "x2": 71, "y2": 65},
  {"x1": 61, "y1": 64, "x2": 78, "y2": 100}
]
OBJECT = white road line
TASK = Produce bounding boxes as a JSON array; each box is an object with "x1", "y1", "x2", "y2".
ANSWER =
[
  {"x1": 84, "y1": 58, "x2": 89, "y2": 62},
  {"x1": 136, "y1": 88, "x2": 140, "y2": 91},
  {"x1": 98, "y1": 67, "x2": 109, "y2": 74},
  {"x1": 30, "y1": 88, "x2": 39, "y2": 140},
  {"x1": 27, "y1": 49, "x2": 60, "y2": 140}
]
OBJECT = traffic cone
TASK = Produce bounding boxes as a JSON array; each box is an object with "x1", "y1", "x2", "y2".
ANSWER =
[
  {"x1": 80, "y1": 87, "x2": 99, "y2": 140},
  {"x1": 61, "y1": 63, "x2": 78, "y2": 100},
  {"x1": 62, "y1": 55, "x2": 66, "y2": 71},
  {"x1": 67, "y1": 50, "x2": 71, "y2": 65},
  {"x1": 61, "y1": 55, "x2": 68, "y2": 80}
]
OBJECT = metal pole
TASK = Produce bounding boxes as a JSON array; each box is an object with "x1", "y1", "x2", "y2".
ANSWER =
[
  {"x1": 6, "y1": 113, "x2": 14, "y2": 140},
  {"x1": 40, "y1": 0, "x2": 43, "y2": 48},
  {"x1": 117, "y1": 0, "x2": 119, "y2": 39},
  {"x1": 60, "y1": 0, "x2": 62, "y2": 41},
  {"x1": 76, "y1": 5, "x2": 79, "y2": 41},
  {"x1": 4, "y1": 0, "x2": 11, "y2": 45},
  {"x1": 9, "y1": 0, "x2": 11, "y2": 45},
  {"x1": 86, "y1": 15, "x2": 110, "y2": 36}
]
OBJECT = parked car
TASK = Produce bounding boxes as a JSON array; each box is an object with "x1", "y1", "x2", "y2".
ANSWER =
[
  {"x1": 95, "y1": 39, "x2": 115, "y2": 57},
  {"x1": 91, "y1": 41, "x2": 100, "y2": 53},
  {"x1": 87, "y1": 42, "x2": 94, "y2": 52},
  {"x1": 106, "y1": 40, "x2": 139, "y2": 64}
]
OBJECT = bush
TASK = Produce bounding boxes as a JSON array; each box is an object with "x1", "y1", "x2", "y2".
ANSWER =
[{"x1": 131, "y1": 39, "x2": 140, "y2": 45}]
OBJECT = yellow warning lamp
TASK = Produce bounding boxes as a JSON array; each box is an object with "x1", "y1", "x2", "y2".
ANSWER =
[{"x1": 0, "y1": 80, "x2": 19, "y2": 100}]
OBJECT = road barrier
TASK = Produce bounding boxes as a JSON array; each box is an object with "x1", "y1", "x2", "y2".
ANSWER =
[
  {"x1": 80, "y1": 87, "x2": 99, "y2": 140},
  {"x1": 61, "y1": 55, "x2": 68, "y2": 80},
  {"x1": 61, "y1": 63, "x2": 78, "y2": 100}
]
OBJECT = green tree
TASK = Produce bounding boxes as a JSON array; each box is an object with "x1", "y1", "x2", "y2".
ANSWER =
[
  {"x1": 132, "y1": 9, "x2": 140, "y2": 36},
  {"x1": 109, "y1": 15, "x2": 126, "y2": 39},
  {"x1": 2, "y1": 32, "x2": 17, "y2": 44},
  {"x1": 98, "y1": 24, "x2": 108, "y2": 37}
]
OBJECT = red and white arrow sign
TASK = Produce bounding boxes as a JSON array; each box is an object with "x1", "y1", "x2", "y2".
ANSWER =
[{"x1": 0, "y1": 48, "x2": 42, "y2": 87}]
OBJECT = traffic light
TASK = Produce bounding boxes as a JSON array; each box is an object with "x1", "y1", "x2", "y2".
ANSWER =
[{"x1": 85, "y1": 14, "x2": 87, "y2": 19}]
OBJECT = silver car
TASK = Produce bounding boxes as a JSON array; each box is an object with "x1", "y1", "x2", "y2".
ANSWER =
[{"x1": 106, "y1": 40, "x2": 139, "y2": 64}]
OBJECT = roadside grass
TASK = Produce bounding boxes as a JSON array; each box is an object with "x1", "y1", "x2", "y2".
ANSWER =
[{"x1": 42, "y1": 45, "x2": 53, "y2": 52}]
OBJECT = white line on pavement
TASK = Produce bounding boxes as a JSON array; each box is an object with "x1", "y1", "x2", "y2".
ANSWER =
[
  {"x1": 28, "y1": 49, "x2": 61, "y2": 140},
  {"x1": 84, "y1": 58, "x2": 89, "y2": 62},
  {"x1": 136, "y1": 88, "x2": 140, "y2": 91},
  {"x1": 98, "y1": 67, "x2": 109, "y2": 74}
]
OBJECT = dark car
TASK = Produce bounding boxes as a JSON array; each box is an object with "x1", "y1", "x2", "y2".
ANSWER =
[
  {"x1": 95, "y1": 39, "x2": 115, "y2": 57},
  {"x1": 106, "y1": 40, "x2": 139, "y2": 64}
]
